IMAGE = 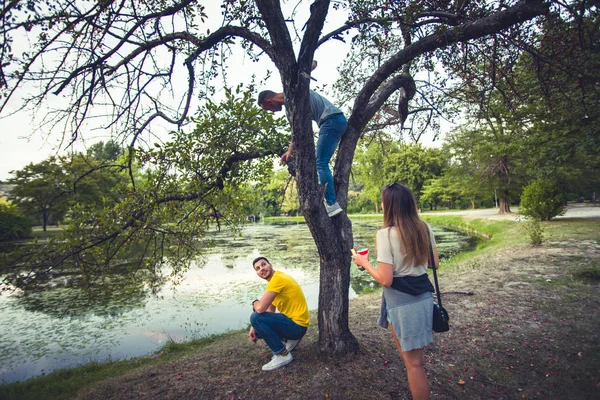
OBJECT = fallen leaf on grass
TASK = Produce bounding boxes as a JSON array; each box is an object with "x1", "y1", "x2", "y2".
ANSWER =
[{"x1": 458, "y1": 379, "x2": 466, "y2": 385}]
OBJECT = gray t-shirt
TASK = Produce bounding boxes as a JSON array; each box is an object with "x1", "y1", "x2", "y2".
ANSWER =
[
  {"x1": 376, "y1": 224, "x2": 436, "y2": 277},
  {"x1": 285, "y1": 90, "x2": 343, "y2": 127},
  {"x1": 308, "y1": 90, "x2": 343, "y2": 126}
]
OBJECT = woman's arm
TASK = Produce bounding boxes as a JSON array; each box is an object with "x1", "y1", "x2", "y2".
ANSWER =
[
  {"x1": 430, "y1": 247, "x2": 440, "y2": 269},
  {"x1": 353, "y1": 254, "x2": 394, "y2": 287}
]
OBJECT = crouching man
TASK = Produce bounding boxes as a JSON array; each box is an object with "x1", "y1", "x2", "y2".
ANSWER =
[{"x1": 249, "y1": 256, "x2": 310, "y2": 371}]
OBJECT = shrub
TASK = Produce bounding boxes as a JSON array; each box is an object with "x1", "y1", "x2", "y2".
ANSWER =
[
  {"x1": 524, "y1": 219, "x2": 545, "y2": 246},
  {"x1": 0, "y1": 209, "x2": 32, "y2": 241},
  {"x1": 519, "y1": 179, "x2": 566, "y2": 221}
]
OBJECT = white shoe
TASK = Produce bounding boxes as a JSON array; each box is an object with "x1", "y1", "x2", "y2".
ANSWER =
[
  {"x1": 285, "y1": 338, "x2": 302, "y2": 352},
  {"x1": 325, "y1": 201, "x2": 343, "y2": 217},
  {"x1": 262, "y1": 352, "x2": 293, "y2": 371}
]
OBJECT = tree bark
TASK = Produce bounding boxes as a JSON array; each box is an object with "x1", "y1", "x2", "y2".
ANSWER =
[
  {"x1": 42, "y1": 210, "x2": 48, "y2": 232},
  {"x1": 288, "y1": 81, "x2": 360, "y2": 354},
  {"x1": 499, "y1": 193, "x2": 512, "y2": 214},
  {"x1": 497, "y1": 156, "x2": 512, "y2": 214},
  {"x1": 257, "y1": 0, "x2": 361, "y2": 354},
  {"x1": 315, "y1": 215, "x2": 359, "y2": 354}
]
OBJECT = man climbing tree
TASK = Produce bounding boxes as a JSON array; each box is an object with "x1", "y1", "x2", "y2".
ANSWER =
[{"x1": 257, "y1": 60, "x2": 348, "y2": 218}]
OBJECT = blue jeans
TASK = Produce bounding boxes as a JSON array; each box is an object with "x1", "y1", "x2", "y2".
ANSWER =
[
  {"x1": 316, "y1": 113, "x2": 347, "y2": 205},
  {"x1": 250, "y1": 312, "x2": 307, "y2": 355}
]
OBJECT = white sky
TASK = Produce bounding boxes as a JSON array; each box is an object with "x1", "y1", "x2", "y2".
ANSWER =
[{"x1": 0, "y1": 2, "x2": 449, "y2": 181}]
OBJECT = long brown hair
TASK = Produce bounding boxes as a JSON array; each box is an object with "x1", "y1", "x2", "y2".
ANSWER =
[{"x1": 382, "y1": 183, "x2": 430, "y2": 267}]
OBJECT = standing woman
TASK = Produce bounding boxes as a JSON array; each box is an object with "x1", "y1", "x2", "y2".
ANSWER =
[{"x1": 353, "y1": 183, "x2": 439, "y2": 400}]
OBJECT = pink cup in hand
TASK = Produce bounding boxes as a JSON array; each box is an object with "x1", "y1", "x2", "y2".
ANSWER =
[{"x1": 352, "y1": 248, "x2": 368, "y2": 271}]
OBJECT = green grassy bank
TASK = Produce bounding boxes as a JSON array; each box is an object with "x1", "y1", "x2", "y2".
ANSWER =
[
  {"x1": 1, "y1": 215, "x2": 598, "y2": 400},
  {"x1": 0, "y1": 333, "x2": 238, "y2": 400}
]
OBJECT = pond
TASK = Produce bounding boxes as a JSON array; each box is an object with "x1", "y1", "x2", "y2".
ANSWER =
[{"x1": 0, "y1": 219, "x2": 476, "y2": 384}]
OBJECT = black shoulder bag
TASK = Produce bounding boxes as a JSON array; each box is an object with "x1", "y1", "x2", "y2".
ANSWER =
[{"x1": 430, "y1": 244, "x2": 450, "y2": 333}]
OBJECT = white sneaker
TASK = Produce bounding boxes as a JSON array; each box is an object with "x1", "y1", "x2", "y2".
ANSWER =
[
  {"x1": 285, "y1": 338, "x2": 302, "y2": 352},
  {"x1": 325, "y1": 201, "x2": 343, "y2": 217},
  {"x1": 262, "y1": 352, "x2": 293, "y2": 371}
]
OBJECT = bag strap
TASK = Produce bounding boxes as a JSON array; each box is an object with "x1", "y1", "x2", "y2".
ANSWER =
[{"x1": 429, "y1": 242, "x2": 443, "y2": 307}]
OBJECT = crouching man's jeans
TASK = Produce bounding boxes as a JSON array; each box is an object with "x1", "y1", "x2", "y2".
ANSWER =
[
  {"x1": 250, "y1": 312, "x2": 307, "y2": 355},
  {"x1": 316, "y1": 113, "x2": 347, "y2": 205}
]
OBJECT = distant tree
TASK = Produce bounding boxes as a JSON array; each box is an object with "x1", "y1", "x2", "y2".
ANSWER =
[
  {"x1": 87, "y1": 141, "x2": 124, "y2": 162},
  {"x1": 7, "y1": 140, "x2": 133, "y2": 231},
  {"x1": 427, "y1": 142, "x2": 500, "y2": 210},
  {"x1": 384, "y1": 142, "x2": 446, "y2": 204},
  {"x1": 0, "y1": 202, "x2": 31, "y2": 241},
  {"x1": 8, "y1": 157, "x2": 71, "y2": 231},
  {"x1": 421, "y1": 176, "x2": 458, "y2": 210},
  {"x1": 352, "y1": 141, "x2": 445, "y2": 210},
  {"x1": 444, "y1": 116, "x2": 528, "y2": 214},
  {"x1": 351, "y1": 142, "x2": 388, "y2": 213}
]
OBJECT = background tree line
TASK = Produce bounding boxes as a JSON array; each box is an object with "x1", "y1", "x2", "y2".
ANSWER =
[{"x1": 1, "y1": 141, "x2": 130, "y2": 238}]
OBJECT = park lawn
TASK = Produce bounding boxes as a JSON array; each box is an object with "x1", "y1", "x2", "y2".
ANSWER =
[{"x1": 1, "y1": 216, "x2": 598, "y2": 399}]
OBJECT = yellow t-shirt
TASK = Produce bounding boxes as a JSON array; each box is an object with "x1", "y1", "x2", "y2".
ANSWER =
[{"x1": 266, "y1": 271, "x2": 310, "y2": 327}]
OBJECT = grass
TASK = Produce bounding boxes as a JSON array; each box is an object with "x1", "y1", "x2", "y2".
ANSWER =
[
  {"x1": 0, "y1": 332, "x2": 239, "y2": 400},
  {"x1": 572, "y1": 265, "x2": 600, "y2": 283},
  {"x1": 420, "y1": 215, "x2": 527, "y2": 267},
  {"x1": 543, "y1": 218, "x2": 600, "y2": 240},
  {"x1": 30, "y1": 226, "x2": 65, "y2": 240}
]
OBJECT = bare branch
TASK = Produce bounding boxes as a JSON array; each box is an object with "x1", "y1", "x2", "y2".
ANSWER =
[
  {"x1": 318, "y1": 11, "x2": 460, "y2": 48},
  {"x1": 349, "y1": 0, "x2": 549, "y2": 133}
]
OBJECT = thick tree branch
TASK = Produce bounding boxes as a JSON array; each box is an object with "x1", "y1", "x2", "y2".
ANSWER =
[
  {"x1": 349, "y1": 0, "x2": 549, "y2": 133},
  {"x1": 318, "y1": 11, "x2": 459, "y2": 48},
  {"x1": 254, "y1": 0, "x2": 296, "y2": 74},
  {"x1": 298, "y1": 0, "x2": 329, "y2": 71},
  {"x1": 184, "y1": 26, "x2": 276, "y2": 67}
]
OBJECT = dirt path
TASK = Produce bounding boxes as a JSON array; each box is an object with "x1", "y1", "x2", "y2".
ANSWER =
[
  {"x1": 424, "y1": 205, "x2": 600, "y2": 221},
  {"x1": 77, "y1": 235, "x2": 600, "y2": 400}
]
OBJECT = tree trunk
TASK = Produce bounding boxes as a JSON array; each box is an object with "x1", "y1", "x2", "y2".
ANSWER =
[
  {"x1": 285, "y1": 77, "x2": 359, "y2": 355},
  {"x1": 497, "y1": 156, "x2": 512, "y2": 214},
  {"x1": 42, "y1": 210, "x2": 48, "y2": 232},
  {"x1": 296, "y1": 168, "x2": 359, "y2": 354},
  {"x1": 314, "y1": 215, "x2": 359, "y2": 354},
  {"x1": 499, "y1": 193, "x2": 512, "y2": 214}
]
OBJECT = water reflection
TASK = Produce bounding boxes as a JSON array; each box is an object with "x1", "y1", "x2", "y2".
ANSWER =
[{"x1": 0, "y1": 219, "x2": 475, "y2": 384}]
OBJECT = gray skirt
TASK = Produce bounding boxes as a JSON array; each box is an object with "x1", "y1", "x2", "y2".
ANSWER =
[{"x1": 377, "y1": 287, "x2": 434, "y2": 352}]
